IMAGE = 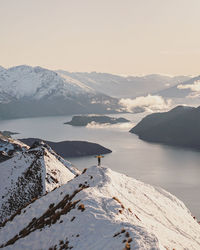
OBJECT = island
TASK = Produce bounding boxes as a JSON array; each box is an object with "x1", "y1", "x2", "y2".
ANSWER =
[
  {"x1": 0, "y1": 131, "x2": 19, "y2": 137},
  {"x1": 130, "y1": 105, "x2": 200, "y2": 150},
  {"x1": 64, "y1": 115, "x2": 130, "y2": 126},
  {"x1": 20, "y1": 138, "x2": 112, "y2": 157}
]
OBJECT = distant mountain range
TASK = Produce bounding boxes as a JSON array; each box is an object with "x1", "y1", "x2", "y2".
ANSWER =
[
  {"x1": 0, "y1": 65, "x2": 120, "y2": 119},
  {"x1": 157, "y1": 75, "x2": 200, "y2": 99},
  {"x1": 0, "y1": 65, "x2": 194, "y2": 119},
  {"x1": 58, "y1": 70, "x2": 190, "y2": 98},
  {"x1": 130, "y1": 105, "x2": 200, "y2": 150}
]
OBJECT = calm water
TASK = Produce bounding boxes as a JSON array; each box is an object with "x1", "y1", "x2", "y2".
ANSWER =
[{"x1": 0, "y1": 113, "x2": 200, "y2": 219}]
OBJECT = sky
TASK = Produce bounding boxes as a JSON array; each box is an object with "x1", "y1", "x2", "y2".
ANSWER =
[{"x1": 0, "y1": 0, "x2": 200, "y2": 76}]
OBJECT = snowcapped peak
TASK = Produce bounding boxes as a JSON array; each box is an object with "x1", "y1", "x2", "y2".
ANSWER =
[
  {"x1": 8, "y1": 65, "x2": 55, "y2": 75},
  {"x1": 0, "y1": 65, "x2": 95, "y2": 102}
]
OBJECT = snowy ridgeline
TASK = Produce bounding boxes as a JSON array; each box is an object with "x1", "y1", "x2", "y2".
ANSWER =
[
  {"x1": 0, "y1": 136, "x2": 79, "y2": 223},
  {"x1": 0, "y1": 64, "x2": 192, "y2": 104},
  {"x1": 0, "y1": 159, "x2": 200, "y2": 249},
  {"x1": 0, "y1": 65, "x2": 190, "y2": 101}
]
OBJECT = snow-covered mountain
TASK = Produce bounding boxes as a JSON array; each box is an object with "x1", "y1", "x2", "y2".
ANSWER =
[
  {"x1": 58, "y1": 70, "x2": 190, "y2": 98},
  {"x1": 0, "y1": 65, "x2": 120, "y2": 119},
  {"x1": 0, "y1": 132, "x2": 28, "y2": 162},
  {"x1": 0, "y1": 165, "x2": 200, "y2": 249},
  {"x1": 0, "y1": 65, "x2": 191, "y2": 119},
  {"x1": 0, "y1": 141, "x2": 79, "y2": 224},
  {"x1": 158, "y1": 75, "x2": 200, "y2": 99},
  {"x1": 0, "y1": 65, "x2": 94, "y2": 102},
  {"x1": 0, "y1": 66, "x2": 5, "y2": 72}
]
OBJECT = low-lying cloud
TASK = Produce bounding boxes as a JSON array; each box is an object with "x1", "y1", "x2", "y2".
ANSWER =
[
  {"x1": 177, "y1": 80, "x2": 200, "y2": 98},
  {"x1": 119, "y1": 95, "x2": 172, "y2": 113},
  {"x1": 86, "y1": 121, "x2": 134, "y2": 130},
  {"x1": 177, "y1": 80, "x2": 200, "y2": 92}
]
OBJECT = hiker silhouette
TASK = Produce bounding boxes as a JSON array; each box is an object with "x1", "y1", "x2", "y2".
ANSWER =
[{"x1": 95, "y1": 155, "x2": 104, "y2": 166}]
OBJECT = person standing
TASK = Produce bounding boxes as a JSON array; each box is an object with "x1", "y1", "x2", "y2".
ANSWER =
[{"x1": 95, "y1": 155, "x2": 104, "y2": 166}]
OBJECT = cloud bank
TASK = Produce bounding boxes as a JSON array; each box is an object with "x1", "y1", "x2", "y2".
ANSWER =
[
  {"x1": 86, "y1": 121, "x2": 134, "y2": 130},
  {"x1": 119, "y1": 95, "x2": 172, "y2": 113},
  {"x1": 177, "y1": 80, "x2": 200, "y2": 92},
  {"x1": 177, "y1": 80, "x2": 200, "y2": 98}
]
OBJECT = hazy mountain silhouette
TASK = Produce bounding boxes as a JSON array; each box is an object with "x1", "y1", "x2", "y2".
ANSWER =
[
  {"x1": 130, "y1": 105, "x2": 200, "y2": 149},
  {"x1": 20, "y1": 138, "x2": 112, "y2": 157},
  {"x1": 157, "y1": 76, "x2": 200, "y2": 98}
]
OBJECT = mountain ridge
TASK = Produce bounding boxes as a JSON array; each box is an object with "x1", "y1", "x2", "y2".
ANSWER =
[
  {"x1": 58, "y1": 70, "x2": 190, "y2": 98},
  {"x1": 130, "y1": 105, "x2": 200, "y2": 149},
  {"x1": 0, "y1": 165, "x2": 200, "y2": 249},
  {"x1": 0, "y1": 65, "x2": 120, "y2": 119},
  {"x1": 157, "y1": 75, "x2": 200, "y2": 98},
  {"x1": 0, "y1": 134, "x2": 200, "y2": 249},
  {"x1": 0, "y1": 141, "x2": 78, "y2": 224}
]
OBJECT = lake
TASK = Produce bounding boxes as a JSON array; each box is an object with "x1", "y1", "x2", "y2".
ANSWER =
[{"x1": 0, "y1": 113, "x2": 200, "y2": 219}]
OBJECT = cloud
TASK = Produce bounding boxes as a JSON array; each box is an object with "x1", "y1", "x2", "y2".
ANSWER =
[
  {"x1": 119, "y1": 95, "x2": 172, "y2": 113},
  {"x1": 177, "y1": 80, "x2": 200, "y2": 92},
  {"x1": 86, "y1": 121, "x2": 134, "y2": 130},
  {"x1": 186, "y1": 93, "x2": 200, "y2": 99}
]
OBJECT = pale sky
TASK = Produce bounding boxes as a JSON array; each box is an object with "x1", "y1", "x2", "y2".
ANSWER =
[{"x1": 0, "y1": 0, "x2": 200, "y2": 75}]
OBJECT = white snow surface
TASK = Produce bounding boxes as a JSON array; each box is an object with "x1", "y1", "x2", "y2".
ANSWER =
[
  {"x1": 0, "y1": 65, "x2": 94, "y2": 103},
  {"x1": 0, "y1": 133, "x2": 28, "y2": 155},
  {"x1": 0, "y1": 166, "x2": 200, "y2": 249},
  {"x1": 38, "y1": 141, "x2": 79, "y2": 176},
  {"x1": 0, "y1": 144, "x2": 76, "y2": 223}
]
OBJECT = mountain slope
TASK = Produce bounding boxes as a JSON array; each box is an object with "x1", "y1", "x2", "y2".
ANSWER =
[
  {"x1": 157, "y1": 75, "x2": 200, "y2": 98},
  {"x1": 0, "y1": 65, "x2": 93, "y2": 102},
  {"x1": 0, "y1": 166, "x2": 200, "y2": 249},
  {"x1": 0, "y1": 142, "x2": 78, "y2": 224},
  {"x1": 0, "y1": 65, "x2": 120, "y2": 119},
  {"x1": 130, "y1": 105, "x2": 200, "y2": 149},
  {"x1": 0, "y1": 132, "x2": 28, "y2": 162},
  {"x1": 58, "y1": 70, "x2": 190, "y2": 98}
]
